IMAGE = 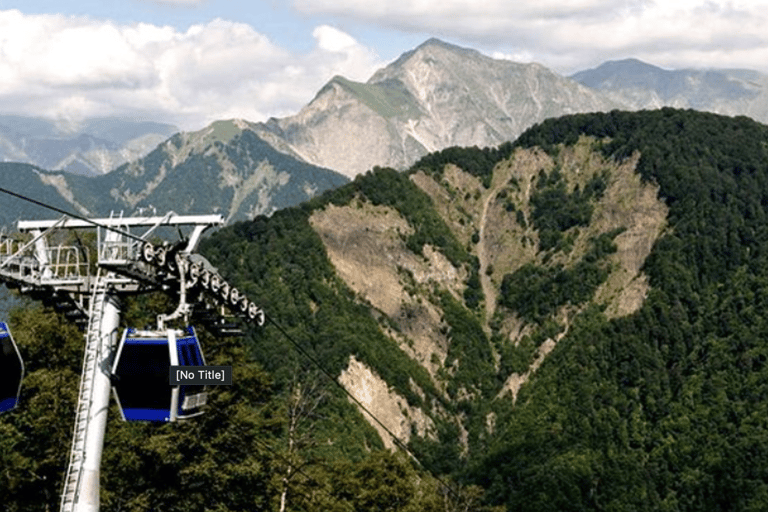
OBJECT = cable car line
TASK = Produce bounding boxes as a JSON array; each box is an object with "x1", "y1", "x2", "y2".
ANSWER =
[{"x1": 263, "y1": 313, "x2": 412, "y2": 454}]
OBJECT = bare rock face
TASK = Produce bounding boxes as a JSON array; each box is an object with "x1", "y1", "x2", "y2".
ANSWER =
[
  {"x1": 254, "y1": 39, "x2": 621, "y2": 178},
  {"x1": 306, "y1": 135, "x2": 670, "y2": 446},
  {"x1": 338, "y1": 356, "x2": 435, "y2": 450}
]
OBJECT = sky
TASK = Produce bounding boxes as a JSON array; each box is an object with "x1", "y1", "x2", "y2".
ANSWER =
[{"x1": 0, "y1": 0, "x2": 766, "y2": 131}]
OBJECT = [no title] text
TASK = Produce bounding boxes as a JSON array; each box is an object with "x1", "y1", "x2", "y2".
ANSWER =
[{"x1": 169, "y1": 366, "x2": 232, "y2": 385}]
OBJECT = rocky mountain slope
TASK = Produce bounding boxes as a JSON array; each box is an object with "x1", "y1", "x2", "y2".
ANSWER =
[
  {"x1": 0, "y1": 116, "x2": 178, "y2": 176},
  {"x1": 0, "y1": 120, "x2": 348, "y2": 227},
  {"x1": 97, "y1": 119, "x2": 349, "y2": 222},
  {"x1": 253, "y1": 38, "x2": 622, "y2": 178},
  {"x1": 572, "y1": 58, "x2": 768, "y2": 123},
  {"x1": 201, "y1": 108, "x2": 768, "y2": 510}
]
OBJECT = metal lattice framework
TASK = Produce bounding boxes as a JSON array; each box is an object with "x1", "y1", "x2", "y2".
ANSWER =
[{"x1": 0, "y1": 212, "x2": 264, "y2": 512}]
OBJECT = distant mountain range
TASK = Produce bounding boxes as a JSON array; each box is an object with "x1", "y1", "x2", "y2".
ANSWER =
[
  {"x1": 0, "y1": 120, "x2": 348, "y2": 228},
  {"x1": 571, "y1": 58, "x2": 768, "y2": 122},
  {"x1": 3, "y1": 39, "x2": 768, "y2": 227},
  {"x1": 100, "y1": 119, "x2": 349, "y2": 223},
  {"x1": 0, "y1": 116, "x2": 178, "y2": 176}
]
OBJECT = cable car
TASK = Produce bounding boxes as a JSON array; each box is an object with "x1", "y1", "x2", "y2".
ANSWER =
[
  {"x1": 111, "y1": 326, "x2": 207, "y2": 422},
  {"x1": 0, "y1": 322, "x2": 24, "y2": 413}
]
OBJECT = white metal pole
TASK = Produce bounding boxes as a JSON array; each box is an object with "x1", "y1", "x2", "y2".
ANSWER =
[{"x1": 72, "y1": 293, "x2": 120, "y2": 512}]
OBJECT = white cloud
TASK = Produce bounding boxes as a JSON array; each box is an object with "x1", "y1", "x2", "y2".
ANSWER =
[
  {"x1": 0, "y1": 10, "x2": 382, "y2": 129},
  {"x1": 292, "y1": 0, "x2": 768, "y2": 74},
  {"x1": 5, "y1": 1, "x2": 766, "y2": 132},
  {"x1": 308, "y1": 25, "x2": 381, "y2": 81},
  {"x1": 314, "y1": 25, "x2": 358, "y2": 52}
]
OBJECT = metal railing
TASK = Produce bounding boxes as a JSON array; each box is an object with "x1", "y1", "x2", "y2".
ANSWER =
[{"x1": 46, "y1": 245, "x2": 90, "y2": 282}]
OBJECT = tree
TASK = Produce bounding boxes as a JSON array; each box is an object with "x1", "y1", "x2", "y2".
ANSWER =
[
  {"x1": 0, "y1": 304, "x2": 82, "y2": 511},
  {"x1": 276, "y1": 372, "x2": 328, "y2": 512},
  {"x1": 101, "y1": 326, "x2": 282, "y2": 512}
]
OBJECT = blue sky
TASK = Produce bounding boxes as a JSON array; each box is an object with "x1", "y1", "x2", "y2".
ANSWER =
[
  {"x1": 1, "y1": 0, "x2": 766, "y2": 130},
  {"x1": 1, "y1": 0, "x2": 428, "y2": 58}
]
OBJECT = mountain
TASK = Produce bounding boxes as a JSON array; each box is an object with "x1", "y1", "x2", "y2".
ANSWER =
[
  {"x1": 0, "y1": 116, "x2": 178, "y2": 176},
  {"x1": 572, "y1": 58, "x2": 768, "y2": 123},
  {"x1": 196, "y1": 108, "x2": 768, "y2": 510},
  {"x1": 0, "y1": 163, "x2": 88, "y2": 225},
  {"x1": 7, "y1": 108, "x2": 768, "y2": 510},
  {"x1": 99, "y1": 119, "x2": 349, "y2": 222},
  {"x1": 0, "y1": 119, "x2": 348, "y2": 228},
  {"x1": 254, "y1": 38, "x2": 621, "y2": 178}
]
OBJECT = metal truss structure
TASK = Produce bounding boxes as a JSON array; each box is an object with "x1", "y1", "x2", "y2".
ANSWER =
[{"x1": 0, "y1": 212, "x2": 264, "y2": 512}]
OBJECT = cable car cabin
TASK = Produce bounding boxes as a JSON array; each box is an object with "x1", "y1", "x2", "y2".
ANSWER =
[
  {"x1": 111, "y1": 326, "x2": 207, "y2": 422},
  {"x1": 0, "y1": 322, "x2": 24, "y2": 413}
]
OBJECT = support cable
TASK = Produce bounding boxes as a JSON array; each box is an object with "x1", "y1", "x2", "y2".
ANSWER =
[
  {"x1": 0, "y1": 185, "x2": 146, "y2": 243},
  {"x1": 251, "y1": 432, "x2": 345, "y2": 509},
  {"x1": 265, "y1": 314, "x2": 411, "y2": 453}
]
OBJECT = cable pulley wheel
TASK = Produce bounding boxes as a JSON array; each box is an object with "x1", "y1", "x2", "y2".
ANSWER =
[
  {"x1": 238, "y1": 296, "x2": 249, "y2": 313},
  {"x1": 210, "y1": 274, "x2": 221, "y2": 293},
  {"x1": 229, "y1": 287, "x2": 239, "y2": 306},
  {"x1": 200, "y1": 270, "x2": 211, "y2": 290},
  {"x1": 155, "y1": 246, "x2": 167, "y2": 268},
  {"x1": 141, "y1": 242, "x2": 155, "y2": 263},
  {"x1": 187, "y1": 262, "x2": 201, "y2": 287},
  {"x1": 247, "y1": 302, "x2": 264, "y2": 325}
]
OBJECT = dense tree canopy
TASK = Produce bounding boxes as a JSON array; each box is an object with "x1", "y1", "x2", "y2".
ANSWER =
[{"x1": 471, "y1": 109, "x2": 768, "y2": 510}]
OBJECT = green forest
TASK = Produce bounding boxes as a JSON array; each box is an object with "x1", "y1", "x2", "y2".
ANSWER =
[
  {"x1": 473, "y1": 109, "x2": 768, "y2": 510},
  {"x1": 0, "y1": 296, "x2": 495, "y2": 511},
  {"x1": 4, "y1": 108, "x2": 768, "y2": 510}
]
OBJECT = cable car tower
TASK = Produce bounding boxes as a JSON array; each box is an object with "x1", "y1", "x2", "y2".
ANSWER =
[{"x1": 0, "y1": 212, "x2": 265, "y2": 512}]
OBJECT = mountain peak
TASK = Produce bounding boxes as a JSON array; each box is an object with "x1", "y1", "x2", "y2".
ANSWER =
[
  {"x1": 377, "y1": 38, "x2": 483, "y2": 76},
  {"x1": 571, "y1": 58, "x2": 667, "y2": 83},
  {"x1": 416, "y1": 37, "x2": 471, "y2": 52},
  {"x1": 602, "y1": 57, "x2": 662, "y2": 70},
  {"x1": 261, "y1": 36, "x2": 618, "y2": 178},
  {"x1": 571, "y1": 57, "x2": 674, "y2": 92},
  {"x1": 571, "y1": 57, "x2": 765, "y2": 111}
]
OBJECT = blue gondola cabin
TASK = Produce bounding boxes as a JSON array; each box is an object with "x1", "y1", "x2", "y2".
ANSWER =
[
  {"x1": 0, "y1": 322, "x2": 24, "y2": 413},
  {"x1": 111, "y1": 326, "x2": 207, "y2": 422}
]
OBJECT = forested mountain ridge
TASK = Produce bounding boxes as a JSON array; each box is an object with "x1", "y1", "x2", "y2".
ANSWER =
[
  {"x1": 97, "y1": 119, "x2": 349, "y2": 222},
  {"x1": 205, "y1": 108, "x2": 768, "y2": 510},
  {"x1": 5, "y1": 108, "x2": 768, "y2": 510}
]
